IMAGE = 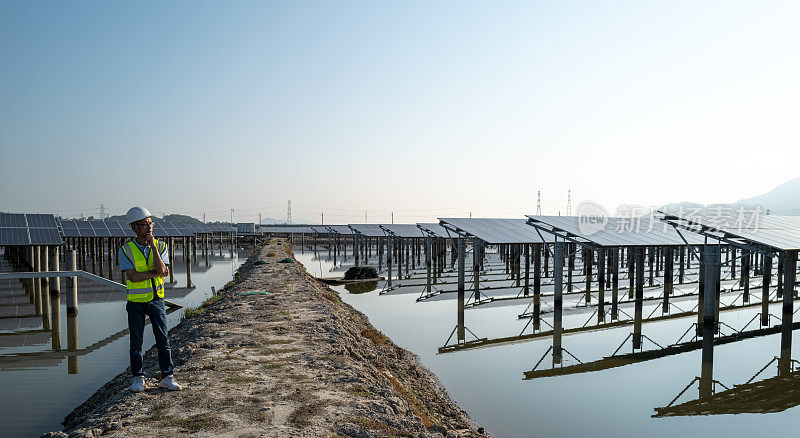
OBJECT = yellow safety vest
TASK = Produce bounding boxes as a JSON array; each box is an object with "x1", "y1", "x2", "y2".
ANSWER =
[{"x1": 122, "y1": 239, "x2": 166, "y2": 302}]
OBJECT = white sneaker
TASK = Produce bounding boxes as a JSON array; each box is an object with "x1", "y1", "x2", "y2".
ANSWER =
[
  {"x1": 159, "y1": 375, "x2": 183, "y2": 391},
  {"x1": 131, "y1": 376, "x2": 145, "y2": 392}
]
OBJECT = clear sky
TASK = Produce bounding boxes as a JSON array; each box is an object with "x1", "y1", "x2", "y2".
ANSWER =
[{"x1": 2, "y1": 1, "x2": 799, "y2": 224}]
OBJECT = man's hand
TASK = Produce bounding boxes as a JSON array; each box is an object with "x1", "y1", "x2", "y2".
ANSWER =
[{"x1": 146, "y1": 233, "x2": 156, "y2": 246}]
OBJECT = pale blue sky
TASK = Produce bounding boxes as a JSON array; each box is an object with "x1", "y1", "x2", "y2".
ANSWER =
[{"x1": 2, "y1": 1, "x2": 799, "y2": 223}]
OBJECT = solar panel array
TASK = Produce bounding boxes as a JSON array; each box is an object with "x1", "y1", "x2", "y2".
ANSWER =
[
  {"x1": 527, "y1": 215, "x2": 706, "y2": 247},
  {"x1": 380, "y1": 224, "x2": 425, "y2": 238},
  {"x1": 439, "y1": 218, "x2": 543, "y2": 244},
  {"x1": 0, "y1": 213, "x2": 63, "y2": 246},
  {"x1": 660, "y1": 213, "x2": 800, "y2": 251},
  {"x1": 348, "y1": 224, "x2": 386, "y2": 237},
  {"x1": 417, "y1": 223, "x2": 454, "y2": 238},
  {"x1": 59, "y1": 220, "x2": 232, "y2": 239},
  {"x1": 325, "y1": 225, "x2": 355, "y2": 235}
]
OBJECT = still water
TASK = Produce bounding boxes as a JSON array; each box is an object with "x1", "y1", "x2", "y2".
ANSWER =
[
  {"x1": 0, "y1": 246, "x2": 247, "y2": 437},
  {"x1": 294, "y1": 247, "x2": 800, "y2": 438}
]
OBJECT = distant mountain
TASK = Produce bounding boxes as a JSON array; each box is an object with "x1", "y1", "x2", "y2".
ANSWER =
[
  {"x1": 259, "y1": 217, "x2": 284, "y2": 225},
  {"x1": 659, "y1": 176, "x2": 800, "y2": 216},
  {"x1": 736, "y1": 176, "x2": 800, "y2": 215},
  {"x1": 102, "y1": 213, "x2": 202, "y2": 224}
]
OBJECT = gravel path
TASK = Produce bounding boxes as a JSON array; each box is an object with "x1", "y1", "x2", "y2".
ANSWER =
[{"x1": 45, "y1": 240, "x2": 488, "y2": 437}]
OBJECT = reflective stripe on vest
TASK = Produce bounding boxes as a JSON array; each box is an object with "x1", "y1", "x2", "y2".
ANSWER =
[{"x1": 123, "y1": 239, "x2": 166, "y2": 302}]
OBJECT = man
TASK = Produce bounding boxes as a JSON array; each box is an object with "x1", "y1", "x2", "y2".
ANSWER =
[{"x1": 119, "y1": 206, "x2": 182, "y2": 392}]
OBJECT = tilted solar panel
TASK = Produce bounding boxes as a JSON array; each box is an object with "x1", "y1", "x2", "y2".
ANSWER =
[
  {"x1": 0, "y1": 228, "x2": 31, "y2": 245},
  {"x1": 380, "y1": 224, "x2": 424, "y2": 238},
  {"x1": 0, "y1": 213, "x2": 26, "y2": 228},
  {"x1": 348, "y1": 224, "x2": 386, "y2": 237},
  {"x1": 29, "y1": 228, "x2": 62, "y2": 245},
  {"x1": 26, "y1": 214, "x2": 58, "y2": 228}
]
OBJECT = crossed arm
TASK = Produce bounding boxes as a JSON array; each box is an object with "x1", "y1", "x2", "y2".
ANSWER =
[{"x1": 124, "y1": 238, "x2": 170, "y2": 282}]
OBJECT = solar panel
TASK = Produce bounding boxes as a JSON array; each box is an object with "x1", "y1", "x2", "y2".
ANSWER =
[
  {"x1": 439, "y1": 218, "x2": 543, "y2": 244},
  {"x1": 105, "y1": 221, "x2": 132, "y2": 238},
  {"x1": 380, "y1": 224, "x2": 424, "y2": 238},
  {"x1": 171, "y1": 222, "x2": 195, "y2": 237},
  {"x1": 26, "y1": 214, "x2": 58, "y2": 228},
  {"x1": 29, "y1": 228, "x2": 62, "y2": 245},
  {"x1": 347, "y1": 224, "x2": 385, "y2": 237},
  {"x1": 0, "y1": 213, "x2": 26, "y2": 227},
  {"x1": 77, "y1": 227, "x2": 96, "y2": 237},
  {"x1": 527, "y1": 216, "x2": 706, "y2": 247},
  {"x1": 417, "y1": 223, "x2": 453, "y2": 238},
  {"x1": 90, "y1": 220, "x2": 111, "y2": 237},
  {"x1": 59, "y1": 220, "x2": 80, "y2": 238},
  {"x1": 326, "y1": 225, "x2": 354, "y2": 235},
  {"x1": 0, "y1": 228, "x2": 30, "y2": 245},
  {"x1": 659, "y1": 213, "x2": 800, "y2": 251}
]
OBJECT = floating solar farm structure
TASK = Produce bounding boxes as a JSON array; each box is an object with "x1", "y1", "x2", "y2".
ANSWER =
[
  {"x1": 255, "y1": 212, "x2": 800, "y2": 413},
  {"x1": 5, "y1": 208, "x2": 800, "y2": 413}
]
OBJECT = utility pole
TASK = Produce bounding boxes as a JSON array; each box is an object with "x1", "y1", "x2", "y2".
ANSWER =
[
  {"x1": 321, "y1": 212, "x2": 324, "y2": 225},
  {"x1": 469, "y1": 212, "x2": 472, "y2": 218},
  {"x1": 536, "y1": 191, "x2": 542, "y2": 215},
  {"x1": 203, "y1": 213, "x2": 206, "y2": 223},
  {"x1": 566, "y1": 190, "x2": 572, "y2": 216},
  {"x1": 258, "y1": 213, "x2": 262, "y2": 226},
  {"x1": 287, "y1": 200, "x2": 292, "y2": 224},
  {"x1": 365, "y1": 210, "x2": 368, "y2": 223},
  {"x1": 230, "y1": 209, "x2": 234, "y2": 225},
  {"x1": 391, "y1": 212, "x2": 394, "y2": 224}
]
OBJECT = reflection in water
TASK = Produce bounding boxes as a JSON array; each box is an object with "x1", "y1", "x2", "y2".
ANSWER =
[
  {"x1": 655, "y1": 249, "x2": 800, "y2": 417},
  {"x1": 0, "y1": 246, "x2": 245, "y2": 437},
  {"x1": 344, "y1": 281, "x2": 379, "y2": 294},
  {"x1": 67, "y1": 314, "x2": 78, "y2": 374}
]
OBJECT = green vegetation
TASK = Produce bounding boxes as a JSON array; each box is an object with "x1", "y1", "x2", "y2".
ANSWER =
[{"x1": 181, "y1": 289, "x2": 226, "y2": 321}]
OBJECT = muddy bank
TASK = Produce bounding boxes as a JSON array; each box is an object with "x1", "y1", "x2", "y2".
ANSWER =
[{"x1": 46, "y1": 240, "x2": 488, "y2": 437}]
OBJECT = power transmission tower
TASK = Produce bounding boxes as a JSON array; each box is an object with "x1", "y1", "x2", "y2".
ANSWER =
[
  {"x1": 99, "y1": 204, "x2": 105, "y2": 219},
  {"x1": 365, "y1": 210, "x2": 367, "y2": 223},
  {"x1": 566, "y1": 190, "x2": 572, "y2": 216},
  {"x1": 287, "y1": 200, "x2": 292, "y2": 224},
  {"x1": 536, "y1": 191, "x2": 542, "y2": 215}
]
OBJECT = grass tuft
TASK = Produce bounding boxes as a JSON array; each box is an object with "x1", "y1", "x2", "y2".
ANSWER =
[{"x1": 361, "y1": 327, "x2": 388, "y2": 345}]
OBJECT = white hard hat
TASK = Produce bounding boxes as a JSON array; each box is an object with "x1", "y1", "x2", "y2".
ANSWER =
[{"x1": 126, "y1": 206, "x2": 154, "y2": 224}]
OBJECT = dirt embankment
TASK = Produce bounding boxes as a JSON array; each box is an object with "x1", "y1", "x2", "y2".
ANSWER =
[{"x1": 46, "y1": 240, "x2": 488, "y2": 437}]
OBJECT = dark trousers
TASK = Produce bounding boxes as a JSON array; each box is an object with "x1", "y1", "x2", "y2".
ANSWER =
[{"x1": 126, "y1": 299, "x2": 173, "y2": 378}]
